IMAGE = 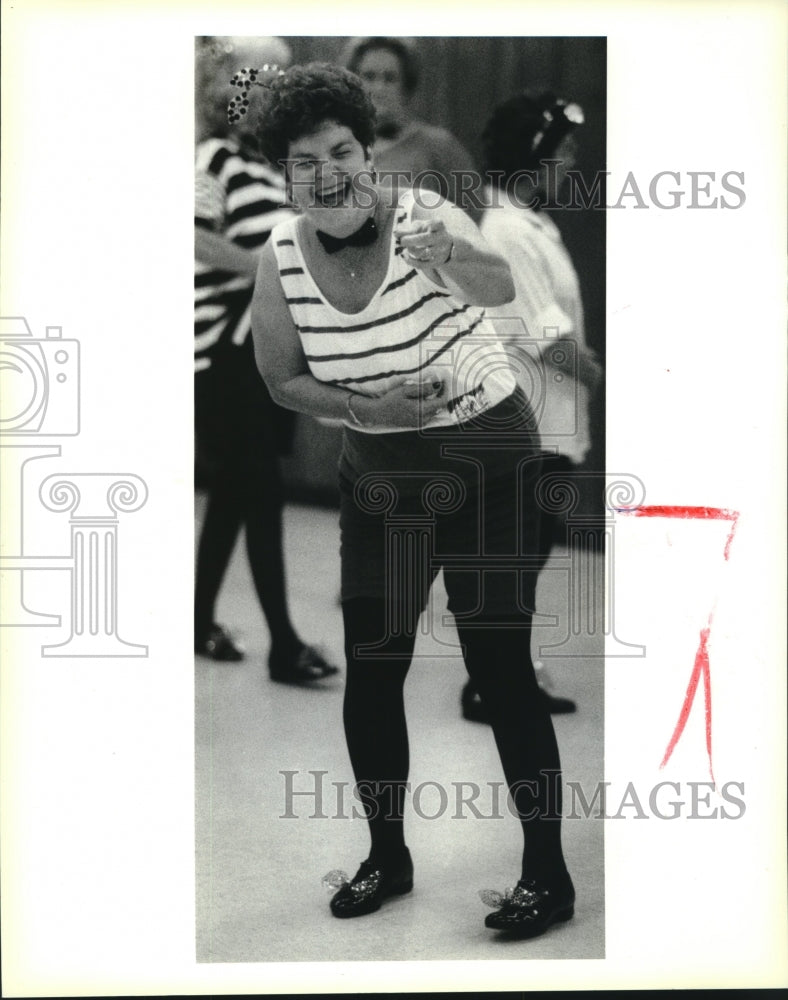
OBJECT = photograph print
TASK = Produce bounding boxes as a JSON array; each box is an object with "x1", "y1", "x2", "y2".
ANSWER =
[{"x1": 193, "y1": 33, "x2": 606, "y2": 964}]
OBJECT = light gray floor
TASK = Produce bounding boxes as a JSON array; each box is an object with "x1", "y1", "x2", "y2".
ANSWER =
[{"x1": 195, "y1": 498, "x2": 604, "y2": 963}]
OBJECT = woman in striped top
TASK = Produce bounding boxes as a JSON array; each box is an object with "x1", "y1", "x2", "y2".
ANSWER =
[{"x1": 251, "y1": 63, "x2": 576, "y2": 940}]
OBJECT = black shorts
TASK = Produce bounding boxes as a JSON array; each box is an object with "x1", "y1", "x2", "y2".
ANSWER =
[{"x1": 339, "y1": 389, "x2": 545, "y2": 619}]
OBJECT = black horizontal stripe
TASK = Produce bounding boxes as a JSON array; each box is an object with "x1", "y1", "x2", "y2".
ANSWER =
[
  {"x1": 276, "y1": 238, "x2": 295, "y2": 246},
  {"x1": 194, "y1": 318, "x2": 230, "y2": 345},
  {"x1": 225, "y1": 170, "x2": 282, "y2": 198},
  {"x1": 195, "y1": 216, "x2": 217, "y2": 231},
  {"x1": 317, "y1": 315, "x2": 485, "y2": 386},
  {"x1": 382, "y1": 268, "x2": 418, "y2": 295},
  {"x1": 194, "y1": 289, "x2": 240, "y2": 310},
  {"x1": 279, "y1": 266, "x2": 305, "y2": 276},
  {"x1": 298, "y1": 290, "x2": 451, "y2": 335},
  {"x1": 286, "y1": 296, "x2": 323, "y2": 305},
  {"x1": 195, "y1": 286, "x2": 254, "y2": 347},
  {"x1": 233, "y1": 231, "x2": 274, "y2": 250},
  {"x1": 227, "y1": 199, "x2": 286, "y2": 226},
  {"x1": 194, "y1": 316, "x2": 225, "y2": 333},
  {"x1": 224, "y1": 171, "x2": 253, "y2": 194},
  {"x1": 195, "y1": 270, "x2": 245, "y2": 289},
  {"x1": 206, "y1": 145, "x2": 233, "y2": 175},
  {"x1": 195, "y1": 282, "x2": 247, "y2": 304},
  {"x1": 303, "y1": 304, "x2": 470, "y2": 363}
]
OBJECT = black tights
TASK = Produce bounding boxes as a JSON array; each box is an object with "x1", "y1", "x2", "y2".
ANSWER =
[
  {"x1": 341, "y1": 595, "x2": 567, "y2": 882},
  {"x1": 194, "y1": 344, "x2": 298, "y2": 657},
  {"x1": 194, "y1": 452, "x2": 298, "y2": 656}
]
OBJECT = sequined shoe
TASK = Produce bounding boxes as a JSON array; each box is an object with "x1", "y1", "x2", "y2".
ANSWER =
[
  {"x1": 268, "y1": 643, "x2": 340, "y2": 685},
  {"x1": 481, "y1": 875, "x2": 575, "y2": 938},
  {"x1": 195, "y1": 624, "x2": 245, "y2": 661},
  {"x1": 323, "y1": 850, "x2": 414, "y2": 918}
]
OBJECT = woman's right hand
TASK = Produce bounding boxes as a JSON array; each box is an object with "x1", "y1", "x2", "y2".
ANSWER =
[{"x1": 354, "y1": 376, "x2": 447, "y2": 428}]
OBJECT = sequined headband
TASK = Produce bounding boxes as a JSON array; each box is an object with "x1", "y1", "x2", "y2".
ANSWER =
[
  {"x1": 227, "y1": 65, "x2": 285, "y2": 125},
  {"x1": 529, "y1": 100, "x2": 584, "y2": 154}
]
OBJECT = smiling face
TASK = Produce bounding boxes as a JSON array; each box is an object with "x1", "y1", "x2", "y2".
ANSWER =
[
  {"x1": 286, "y1": 120, "x2": 376, "y2": 236},
  {"x1": 355, "y1": 47, "x2": 409, "y2": 127}
]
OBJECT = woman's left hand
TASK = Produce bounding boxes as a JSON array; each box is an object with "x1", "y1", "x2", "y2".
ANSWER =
[{"x1": 394, "y1": 219, "x2": 454, "y2": 269}]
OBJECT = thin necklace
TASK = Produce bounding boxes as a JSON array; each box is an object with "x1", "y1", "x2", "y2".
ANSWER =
[{"x1": 337, "y1": 209, "x2": 386, "y2": 280}]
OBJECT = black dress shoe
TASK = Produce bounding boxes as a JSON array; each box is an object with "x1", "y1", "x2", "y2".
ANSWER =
[
  {"x1": 268, "y1": 643, "x2": 340, "y2": 685},
  {"x1": 324, "y1": 850, "x2": 414, "y2": 918},
  {"x1": 195, "y1": 624, "x2": 245, "y2": 661},
  {"x1": 482, "y1": 874, "x2": 575, "y2": 939},
  {"x1": 461, "y1": 681, "x2": 576, "y2": 722}
]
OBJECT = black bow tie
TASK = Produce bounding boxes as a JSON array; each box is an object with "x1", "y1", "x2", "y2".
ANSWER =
[{"x1": 316, "y1": 216, "x2": 379, "y2": 254}]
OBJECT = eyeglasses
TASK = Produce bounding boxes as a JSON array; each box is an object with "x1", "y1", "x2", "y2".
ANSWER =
[{"x1": 226, "y1": 65, "x2": 285, "y2": 125}]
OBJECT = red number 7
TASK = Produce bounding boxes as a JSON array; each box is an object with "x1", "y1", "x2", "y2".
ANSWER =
[{"x1": 615, "y1": 505, "x2": 739, "y2": 784}]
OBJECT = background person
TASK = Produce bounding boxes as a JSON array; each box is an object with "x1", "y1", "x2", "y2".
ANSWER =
[
  {"x1": 343, "y1": 36, "x2": 479, "y2": 212},
  {"x1": 459, "y1": 91, "x2": 604, "y2": 721},
  {"x1": 194, "y1": 38, "x2": 337, "y2": 683},
  {"x1": 481, "y1": 91, "x2": 603, "y2": 529}
]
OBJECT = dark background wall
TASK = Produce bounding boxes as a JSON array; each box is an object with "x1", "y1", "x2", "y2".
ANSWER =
[{"x1": 236, "y1": 36, "x2": 606, "y2": 503}]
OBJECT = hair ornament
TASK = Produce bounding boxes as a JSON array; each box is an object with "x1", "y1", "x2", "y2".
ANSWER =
[
  {"x1": 529, "y1": 99, "x2": 585, "y2": 154},
  {"x1": 227, "y1": 65, "x2": 285, "y2": 125}
]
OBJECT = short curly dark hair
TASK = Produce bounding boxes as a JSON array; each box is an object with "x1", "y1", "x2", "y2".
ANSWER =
[
  {"x1": 482, "y1": 91, "x2": 581, "y2": 183},
  {"x1": 256, "y1": 62, "x2": 377, "y2": 168}
]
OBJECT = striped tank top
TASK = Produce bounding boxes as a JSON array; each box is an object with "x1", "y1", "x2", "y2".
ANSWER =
[
  {"x1": 270, "y1": 190, "x2": 516, "y2": 433},
  {"x1": 195, "y1": 137, "x2": 294, "y2": 371}
]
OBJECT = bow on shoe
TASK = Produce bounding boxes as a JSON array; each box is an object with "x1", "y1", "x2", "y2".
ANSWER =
[
  {"x1": 322, "y1": 869, "x2": 350, "y2": 890},
  {"x1": 322, "y1": 856, "x2": 414, "y2": 918},
  {"x1": 480, "y1": 877, "x2": 575, "y2": 937},
  {"x1": 322, "y1": 866, "x2": 383, "y2": 901},
  {"x1": 479, "y1": 881, "x2": 542, "y2": 911}
]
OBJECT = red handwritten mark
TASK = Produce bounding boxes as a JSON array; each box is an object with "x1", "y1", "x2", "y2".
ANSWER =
[{"x1": 614, "y1": 506, "x2": 740, "y2": 784}]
